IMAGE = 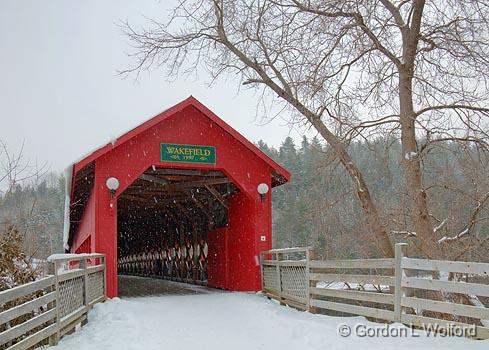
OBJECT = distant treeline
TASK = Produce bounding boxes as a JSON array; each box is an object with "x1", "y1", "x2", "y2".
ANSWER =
[
  {"x1": 1, "y1": 136, "x2": 488, "y2": 261},
  {"x1": 0, "y1": 173, "x2": 65, "y2": 258},
  {"x1": 258, "y1": 136, "x2": 489, "y2": 260}
]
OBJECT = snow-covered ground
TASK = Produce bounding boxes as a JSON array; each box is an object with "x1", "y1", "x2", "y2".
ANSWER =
[{"x1": 51, "y1": 292, "x2": 488, "y2": 350}]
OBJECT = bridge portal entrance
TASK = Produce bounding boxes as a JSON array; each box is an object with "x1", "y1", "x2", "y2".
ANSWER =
[
  {"x1": 117, "y1": 168, "x2": 237, "y2": 288},
  {"x1": 64, "y1": 97, "x2": 290, "y2": 297}
]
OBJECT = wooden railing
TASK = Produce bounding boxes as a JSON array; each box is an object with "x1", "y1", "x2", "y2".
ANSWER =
[
  {"x1": 0, "y1": 254, "x2": 106, "y2": 350},
  {"x1": 261, "y1": 243, "x2": 489, "y2": 339},
  {"x1": 260, "y1": 247, "x2": 310, "y2": 310}
]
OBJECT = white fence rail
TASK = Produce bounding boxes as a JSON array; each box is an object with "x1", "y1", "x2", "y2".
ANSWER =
[
  {"x1": 260, "y1": 248, "x2": 310, "y2": 310},
  {"x1": 261, "y1": 244, "x2": 489, "y2": 339},
  {"x1": 0, "y1": 254, "x2": 106, "y2": 350}
]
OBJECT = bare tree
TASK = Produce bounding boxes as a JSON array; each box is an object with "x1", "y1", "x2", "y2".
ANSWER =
[
  {"x1": 0, "y1": 140, "x2": 51, "y2": 258},
  {"x1": 0, "y1": 140, "x2": 46, "y2": 194},
  {"x1": 123, "y1": 0, "x2": 489, "y2": 258}
]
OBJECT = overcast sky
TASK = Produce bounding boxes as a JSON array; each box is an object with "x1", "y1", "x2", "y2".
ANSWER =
[{"x1": 0, "y1": 0, "x2": 309, "y2": 173}]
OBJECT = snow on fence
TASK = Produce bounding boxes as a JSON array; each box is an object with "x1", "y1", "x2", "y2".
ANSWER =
[
  {"x1": 0, "y1": 254, "x2": 106, "y2": 350},
  {"x1": 260, "y1": 243, "x2": 489, "y2": 339}
]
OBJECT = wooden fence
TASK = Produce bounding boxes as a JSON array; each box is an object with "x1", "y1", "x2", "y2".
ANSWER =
[
  {"x1": 0, "y1": 254, "x2": 106, "y2": 350},
  {"x1": 260, "y1": 244, "x2": 489, "y2": 339}
]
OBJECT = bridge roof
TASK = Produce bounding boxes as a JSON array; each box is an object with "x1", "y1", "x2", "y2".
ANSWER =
[{"x1": 71, "y1": 96, "x2": 290, "y2": 183}]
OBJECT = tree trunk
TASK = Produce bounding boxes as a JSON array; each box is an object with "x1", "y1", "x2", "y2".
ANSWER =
[
  {"x1": 398, "y1": 67, "x2": 436, "y2": 257},
  {"x1": 266, "y1": 84, "x2": 394, "y2": 258},
  {"x1": 309, "y1": 117, "x2": 394, "y2": 258}
]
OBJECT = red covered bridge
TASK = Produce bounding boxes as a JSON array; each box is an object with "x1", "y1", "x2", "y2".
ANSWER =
[{"x1": 64, "y1": 96, "x2": 290, "y2": 297}]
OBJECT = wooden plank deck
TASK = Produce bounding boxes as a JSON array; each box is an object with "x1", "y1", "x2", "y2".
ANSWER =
[{"x1": 117, "y1": 275, "x2": 218, "y2": 297}]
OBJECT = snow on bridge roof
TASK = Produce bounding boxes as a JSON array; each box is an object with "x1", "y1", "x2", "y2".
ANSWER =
[{"x1": 70, "y1": 96, "x2": 290, "y2": 182}]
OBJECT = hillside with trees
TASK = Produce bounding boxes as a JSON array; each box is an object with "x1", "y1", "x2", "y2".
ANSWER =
[
  {"x1": 0, "y1": 175, "x2": 65, "y2": 259},
  {"x1": 1, "y1": 135, "x2": 488, "y2": 264},
  {"x1": 260, "y1": 136, "x2": 489, "y2": 262},
  {"x1": 0, "y1": 142, "x2": 63, "y2": 291}
]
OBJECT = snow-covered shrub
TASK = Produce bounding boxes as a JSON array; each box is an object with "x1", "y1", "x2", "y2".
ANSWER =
[
  {"x1": 0, "y1": 225, "x2": 39, "y2": 292},
  {"x1": 0, "y1": 224, "x2": 44, "y2": 347}
]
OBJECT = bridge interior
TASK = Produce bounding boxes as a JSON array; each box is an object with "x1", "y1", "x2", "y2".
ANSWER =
[
  {"x1": 117, "y1": 167, "x2": 239, "y2": 292},
  {"x1": 117, "y1": 275, "x2": 217, "y2": 297}
]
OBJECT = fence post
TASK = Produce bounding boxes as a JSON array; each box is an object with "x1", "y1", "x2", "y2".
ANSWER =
[
  {"x1": 394, "y1": 243, "x2": 407, "y2": 323},
  {"x1": 48, "y1": 261, "x2": 60, "y2": 346},
  {"x1": 80, "y1": 258, "x2": 89, "y2": 309},
  {"x1": 259, "y1": 252, "x2": 265, "y2": 291},
  {"x1": 305, "y1": 248, "x2": 312, "y2": 312},
  {"x1": 101, "y1": 256, "x2": 107, "y2": 298},
  {"x1": 276, "y1": 252, "x2": 283, "y2": 301}
]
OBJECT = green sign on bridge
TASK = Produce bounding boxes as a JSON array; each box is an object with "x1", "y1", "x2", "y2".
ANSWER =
[{"x1": 161, "y1": 143, "x2": 216, "y2": 164}]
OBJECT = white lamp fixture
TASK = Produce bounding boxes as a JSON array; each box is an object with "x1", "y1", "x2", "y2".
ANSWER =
[
  {"x1": 106, "y1": 177, "x2": 120, "y2": 197},
  {"x1": 257, "y1": 183, "x2": 269, "y2": 202}
]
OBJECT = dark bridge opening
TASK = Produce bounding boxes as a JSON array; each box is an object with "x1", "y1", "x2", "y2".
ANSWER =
[{"x1": 117, "y1": 167, "x2": 239, "y2": 295}]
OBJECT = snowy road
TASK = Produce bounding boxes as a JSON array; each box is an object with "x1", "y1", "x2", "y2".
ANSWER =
[{"x1": 52, "y1": 292, "x2": 488, "y2": 350}]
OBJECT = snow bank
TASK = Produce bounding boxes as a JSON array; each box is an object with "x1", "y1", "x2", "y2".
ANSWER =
[{"x1": 50, "y1": 293, "x2": 488, "y2": 350}]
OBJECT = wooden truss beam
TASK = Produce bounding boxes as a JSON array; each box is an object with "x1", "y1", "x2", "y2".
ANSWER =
[
  {"x1": 148, "y1": 168, "x2": 224, "y2": 177},
  {"x1": 139, "y1": 174, "x2": 169, "y2": 186},
  {"x1": 185, "y1": 191, "x2": 213, "y2": 220},
  {"x1": 205, "y1": 185, "x2": 229, "y2": 209},
  {"x1": 118, "y1": 194, "x2": 148, "y2": 203},
  {"x1": 173, "y1": 201, "x2": 192, "y2": 220},
  {"x1": 130, "y1": 177, "x2": 231, "y2": 193},
  {"x1": 171, "y1": 177, "x2": 231, "y2": 190}
]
